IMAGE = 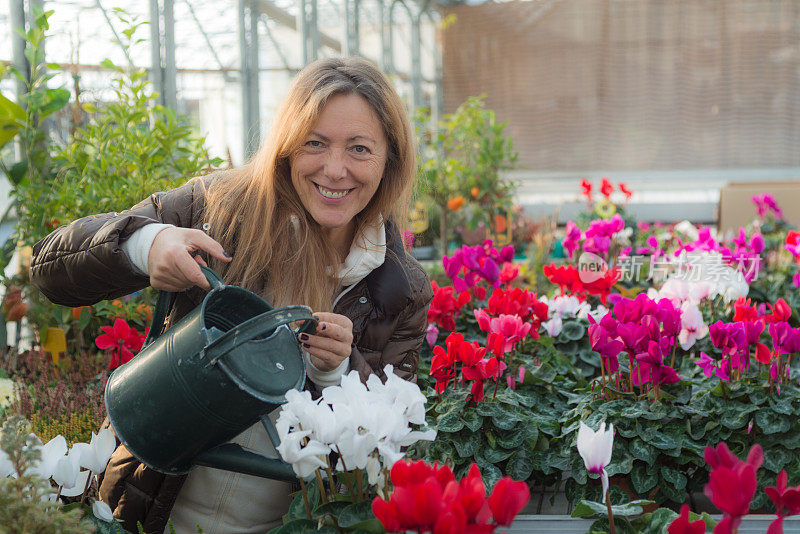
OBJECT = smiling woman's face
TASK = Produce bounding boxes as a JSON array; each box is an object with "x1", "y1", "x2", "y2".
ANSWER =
[{"x1": 290, "y1": 93, "x2": 388, "y2": 242}]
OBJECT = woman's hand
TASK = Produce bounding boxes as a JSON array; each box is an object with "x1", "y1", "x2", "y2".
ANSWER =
[
  {"x1": 299, "y1": 312, "x2": 354, "y2": 371},
  {"x1": 148, "y1": 227, "x2": 231, "y2": 291}
]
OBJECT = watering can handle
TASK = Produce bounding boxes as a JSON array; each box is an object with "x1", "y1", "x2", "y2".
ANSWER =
[
  {"x1": 203, "y1": 305, "x2": 317, "y2": 366},
  {"x1": 143, "y1": 266, "x2": 227, "y2": 347}
]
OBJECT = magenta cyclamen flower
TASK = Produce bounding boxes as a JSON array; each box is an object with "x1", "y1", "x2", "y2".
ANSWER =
[
  {"x1": 588, "y1": 324, "x2": 624, "y2": 373},
  {"x1": 708, "y1": 321, "x2": 746, "y2": 357},
  {"x1": 769, "y1": 322, "x2": 800, "y2": 355},
  {"x1": 634, "y1": 340, "x2": 680, "y2": 387}
]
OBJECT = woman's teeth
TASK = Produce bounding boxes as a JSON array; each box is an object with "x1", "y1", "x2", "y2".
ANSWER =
[{"x1": 317, "y1": 185, "x2": 349, "y2": 199}]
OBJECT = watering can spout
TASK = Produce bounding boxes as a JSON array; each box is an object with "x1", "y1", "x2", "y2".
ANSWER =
[{"x1": 194, "y1": 444, "x2": 297, "y2": 482}]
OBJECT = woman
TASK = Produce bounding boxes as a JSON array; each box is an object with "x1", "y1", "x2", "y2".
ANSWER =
[{"x1": 30, "y1": 57, "x2": 433, "y2": 534}]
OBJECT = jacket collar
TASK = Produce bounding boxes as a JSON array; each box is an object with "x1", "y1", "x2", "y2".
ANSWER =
[{"x1": 364, "y1": 220, "x2": 414, "y2": 316}]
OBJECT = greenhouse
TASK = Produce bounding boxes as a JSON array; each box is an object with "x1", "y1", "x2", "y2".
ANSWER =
[{"x1": 1, "y1": 0, "x2": 800, "y2": 532}]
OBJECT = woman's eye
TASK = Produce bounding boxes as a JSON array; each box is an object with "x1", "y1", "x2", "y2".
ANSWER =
[
  {"x1": 353, "y1": 145, "x2": 369, "y2": 154},
  {"x1": 306, "y1": 140, "x2": 323, "y2": 148}
]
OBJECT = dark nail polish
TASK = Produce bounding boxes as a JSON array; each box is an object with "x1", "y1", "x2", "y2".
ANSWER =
[
  {"x1": 223, "y1": 252, "x2": 231, "y2": 258},
  {"x1": 321, "y1": 324, "x2": 327, "y2": 331},
  {"x1": 300, "y1": 333, "x2": 309, "y2": 341},
  {"x1": 303, "y1": 343, "x2": 310, "y2": 348}
]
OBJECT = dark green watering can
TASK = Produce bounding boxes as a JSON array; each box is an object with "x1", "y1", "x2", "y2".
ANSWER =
[{"x1": 105, "y1": 266, "x2": 317, "y2": 481}]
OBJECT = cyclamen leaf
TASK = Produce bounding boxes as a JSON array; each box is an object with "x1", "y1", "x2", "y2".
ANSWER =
[
  {"x1": 453, "y1": 431, "x2": 481, "y2": 457},
  {"x1": 630, "y1": 463, "x2": 658, "y2": 495},
  {"x1": 437, "y1": 411, "x2": 465, "y2": 433},
  {"x1": 480, "y1": 446, "x2": 513, "y2": 464},
  {"x1": 507, "y1": 447, "x2": 536, "y2": 481},
  {"x1": 660, "y1": 465, "x2": 687, "y2": 490},
  {"x1": 337, "y1": 501, "x2": 376, "y2": 528},
  {"x1": 755, "y1": 409, "x2": 791, "y2": 434},
  {"x1": 571, "y1": 499, "x2": 654, "y2": 518},
  {"x1": 629, "y1": 439, "x2": 656, "y2": 464},
  {"x1": 462, "y1": 409, "x2": 483, "y2": 432}
]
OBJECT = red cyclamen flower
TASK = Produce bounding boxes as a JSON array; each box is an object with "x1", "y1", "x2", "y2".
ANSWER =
[
  {"x1": 95, "y1": 318, "x2": 146, "y2": 370},
  {"x1": 703, "y1": 443, "x2": 762, "y2": 534},
  {"x1": 667, "y1": 505, "x2": 706, "y2": 534},
  {"x1": 765, "y1": 470, "x2": 800, "y2": 534}
]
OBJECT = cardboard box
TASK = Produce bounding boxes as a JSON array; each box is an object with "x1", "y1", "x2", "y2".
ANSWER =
[{"x1": 718, "y1": 181, "x2": 800, "y2": 233}]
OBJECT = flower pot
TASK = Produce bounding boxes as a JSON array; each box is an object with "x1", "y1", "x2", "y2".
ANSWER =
[{"x1": 506, "y1": 515, "x2": 800, "y2": 533}]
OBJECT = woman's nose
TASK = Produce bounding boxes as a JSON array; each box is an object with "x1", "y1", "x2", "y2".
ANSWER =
[{"x1": 324, "y1": 150, "x2": 348, "y2": 180}]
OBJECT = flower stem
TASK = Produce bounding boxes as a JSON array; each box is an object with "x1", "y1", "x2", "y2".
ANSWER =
[
  {"x1": 606, "y1": 488, "x2": 616, "y2": 534},
  {"x1": 315, "y1": 468, "x2": 329, "y2": 504},
  {"x1": 79, "y1": 471, "x2": 93, "y2": 505},
  {"x1": 299, "y1": 476, "x2": 313, "y2": 520},
  {"x1": 334, "y1": 446, "x2": 358, "y2": 502}
]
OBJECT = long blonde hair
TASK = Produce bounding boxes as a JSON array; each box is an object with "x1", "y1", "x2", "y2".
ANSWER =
[{"x1": 204, "y1": 57, "x2": 416, "y2": 311}]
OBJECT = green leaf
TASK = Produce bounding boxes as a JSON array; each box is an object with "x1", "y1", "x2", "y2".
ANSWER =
[
  {"x1": 660, "y1": 465, "x2": 687, "y2": 490},
  {"x1": 763, "y1": 447, "x2": 793, "y2": 473},
  {"x1": 756, "y1": 408, "x2": 791, "y2": 434},
  {"x1": 272, "y1": 519, "x2": 336, "y2": 533},
  {"x1": 475, "y1": 455, "x2": 502, "y2": 490},
  {"x1": 769, "y1": 397, "x2": 795, "y2": 415},
  {"x1": 629, "y1": 439, "x2": 657, "y2": 464},
  {"x1": 39, "y1": 87, "x2": 71, "y2": 119},
  {"x1": 437, "y1": 411, "x2": 465, "y2": 433},
  {"x1": 561, "y1": 321, "x2": 586, "y2": 341},
  {"x1": 648, "y1": 431, "x2": 680, "y2": 451},
  {"x1": 453, "y1": 431, "x2": 481, "y2": 458},
  {"x1": 658, "y1": 478, "x2": 686, "y2": 503},
  {"x1": 337, "y1": 501, "x2": 376, "y2": 529},
  {"x1": 491, "y1": 410, "x2": 521, "y2": 430},
  {"x1": 312, "y1": 500, "x2": 350, "y2": 519},
  {"x1": 7, "y1": 160, "x2": 27, "y2": 185},
  {"x1": 496, "y1": 427, "x2": 527, "y2": 449},
  {"x1": 630, "y1": 462, "x2": 658, "y2": 495},
  {"x1": 571, "y1": 499, "x2": 654, "y2": 518},
  {"x1": 507, "y1": 447, "x2": 536, "y2": 480},
  {"x1": 480, "y1": 446, "x2": 513, "y2": 464},
  {"x1": 83, "y1": 514, "x2": 127, "y2": 534},
  {"x1": 462, "y1": 409, "x2": 483, "y2": 432},
  {"x1": 621, "y1": 403, "x2": 645, "y2": 418},
  {"x1": 630, "y1": 508, "x2": 679, "y2": 534}
]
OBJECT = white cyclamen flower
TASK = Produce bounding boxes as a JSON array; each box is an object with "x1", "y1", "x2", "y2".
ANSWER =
[
  {"x1": 54, "y1": 445, "x2": 91, "y2": 497},
  {"x1": 30, "y1": 435, "x2": 67, "y2": 480},
  {"x1": 275, "y1": 429, "x2": 329, "y2": 480},
  {"x1": 79, "y1": 429, "x2": 116, "y2": 474},
  {"x1": 92, "y1": 500, "x2": 115, "y2": 522},
  {"x1": 543, "y1": 315, "x2": 563, "y2": 338},
  {"x1": 577, "y1": 421, "x2": 614, "y2": 503}
]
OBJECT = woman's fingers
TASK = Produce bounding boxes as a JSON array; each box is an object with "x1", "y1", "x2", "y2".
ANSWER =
[
  {"x1": 186, "y1": 229, "x2": 231, "y2": 263},
  {"x1": 174, "y1": 249, "x2": 210, "y2": 290},
  {"x1": 304, "y1": 344, "x2": 347, "y2": 371},
  {"x1": 148, "y1": 227, "x2": 231, "y2": 291}
]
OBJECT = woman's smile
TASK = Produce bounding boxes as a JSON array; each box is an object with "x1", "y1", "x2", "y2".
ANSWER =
[{"x1": 314, "y1": 183, "x2": 354, "y2": 201}]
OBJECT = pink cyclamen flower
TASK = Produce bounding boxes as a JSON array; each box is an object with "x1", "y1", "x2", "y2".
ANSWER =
[{"x1": 679, "y1": 302, "x2": 708, "y2": 350}]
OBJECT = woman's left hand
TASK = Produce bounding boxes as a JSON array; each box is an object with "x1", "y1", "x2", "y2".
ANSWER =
[{"x1": 299, "y1": 312, "x2": 354, "y2": 371}]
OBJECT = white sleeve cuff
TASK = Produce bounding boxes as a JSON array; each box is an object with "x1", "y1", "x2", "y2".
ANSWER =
[
  {"x1": 120, "y1": 223, "x2": 175, "y2": 275},
  {"x1": 303, "y1": 351, "x2": 350, "y2": 387}
]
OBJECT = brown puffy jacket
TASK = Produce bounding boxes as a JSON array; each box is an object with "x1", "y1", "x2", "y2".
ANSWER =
[{"x1": 30, "y1": 171, "x2": 433, "y2": 533}]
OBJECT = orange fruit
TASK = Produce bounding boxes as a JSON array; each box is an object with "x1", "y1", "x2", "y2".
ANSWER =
[{"x1": 447, "y1": 196, "x2": 465, "y2": 211}]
